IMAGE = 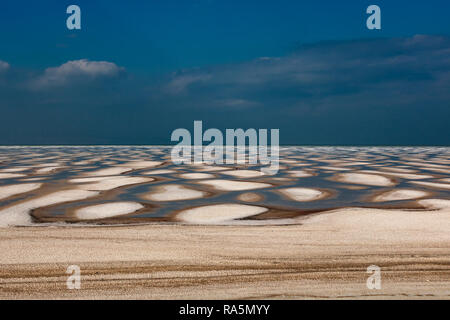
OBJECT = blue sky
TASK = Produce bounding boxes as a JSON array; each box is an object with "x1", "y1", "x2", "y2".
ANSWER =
[{"x1": 0, "y1": 1, "x2": 449, "y2": 145}]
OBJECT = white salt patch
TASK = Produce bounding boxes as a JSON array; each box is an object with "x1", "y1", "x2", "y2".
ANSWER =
[
  {"x1": 279, "y1": 187, "x2": 325, "y2": 202},
  {"x1": 0, "y1": 183, "x2": 42, "y2": 200},
  {"x1": 145, "y1": 185, "x2": 206, "y2": 201},
  {"x1": 419, "y1": 167, "x2": 450, "y2": 174},
  {"x1": 178, "y1": 173, "x2": 215, "y2": 179},
  {"x1": 373, "y1": 189, "x2": 429, "y2": 202},
  {"x1": 220, "y1": 170, "x2": 265, "y2": 178},
  {"x1": 319, "y1": 166, "x2": 351, "y2": 171},
  {"x1": 70, "y1": 176, "x2": 119, "y2": 183},
  {"x1": 321, "y1": 159, "x2": 343, "y2": 164},
  {"x1": 34, "y1": 162, "x2": 61, "y2": 168},
  {"x1": 75, "y1": 202, "x2": 143, "y2": 220},
  {"x1": 300, "y1": 199, "x2": 450, "y2": 232},
  {"x1": 337, "y1": 161, "x2": 371, "y2": 167},
  {"x1": 71, "y1": 176, "x2": 153, "y2": 191},
  {"x1": 335, "y1": 173, "x2": 395, "y2": 187},
  {"x1": 406, "y1": 161, "x2": 449, "y2": 169},
  {"x1": 0, "y1": 173, "x2": 26, "y2": 179},
  {"x1": 118, "y1": 161, "x2": 162, "y2": 169},
  {"x1": 198, "y1": 179, "x2": 272, "y2": 191},
  {"x1": 237, "y1": 192, "x2": 263, "y2": 202},
  {"x1": 141, "y1": 169, "x2": 176, "y2": 175},
  {"x1": 0, "y1": 167, "x2": 29, "y2": 173},
  {"x1": 410, "y1": 181, "x2": 450, "y2": 190},
  {"x1": 380, "y1": 167, "x2": 417, "y2": 173},
  {"x1": 84, "y1": 167, "x2": 132, "y2": 177},
  {"x1": 73, "y1": 161, "x2": 90, "y2": 165},
  {"x1": 286, "y1": 170, "x2": 313, "y2": 178},
  {"x1": 360, "y1": 170, "x2": 433, "y2": 180},
  {"x1": 290, "y1": 163, "x2": 311, "y2": 167},
  {"x1": 36, "y1": 166, "x2": 63, "y2": 174},
  {"x1": 191, "y1": 165, "x2": 232, "y2": 172},
  {"x1": 177, "y1": 203, "x2": 268, "y2": 224},
  {"x1": 221, "y1": 218, "x2": 300, "y2": 226},
  {"x1": 19, "y1": 177, "x2": 43, "y2": 182},
  {"x1": 0, "y1": 189, "x2": 99, "y2": 227},
  {"x1": 418, "y1": 199, "x2": 450, "y2": 210},
  {"x1": 271, "y1": 177, "x2": 292, "y2": 182},
  {"x1": 280, "y1": 159, "x2": 298, "y2": 164}
]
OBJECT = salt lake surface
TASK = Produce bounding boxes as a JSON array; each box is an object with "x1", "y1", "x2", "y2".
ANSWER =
[{"x1": 0, "y1": 146, "x2": 449, "y2": 226}]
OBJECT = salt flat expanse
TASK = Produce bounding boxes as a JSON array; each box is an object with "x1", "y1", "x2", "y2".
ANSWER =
[{"x1": 0, "y1": 198, "x2": 448, "y2": 299}]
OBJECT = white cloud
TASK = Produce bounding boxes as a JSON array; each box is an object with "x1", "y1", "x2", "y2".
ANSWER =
[
  {"x1": 161, "y1": 35, "x2": 450, "y2": 111},
  {"x1": 33, "y1": 59, "x2": 124, "y2": 88},
  {"x1": 0, "y1": 60, "x2": 10, "y2": 72},
  {"x1": 215, "y1": 99, "x2": 260, "y2": 108},
  {"x1": 165, "y1": 74, "x2": 211, "y2": 94}
]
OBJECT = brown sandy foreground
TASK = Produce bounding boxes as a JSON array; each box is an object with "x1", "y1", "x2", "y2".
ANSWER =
[{"x1": 0, "y1": 207, "x2": 449, "y2": 300}]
